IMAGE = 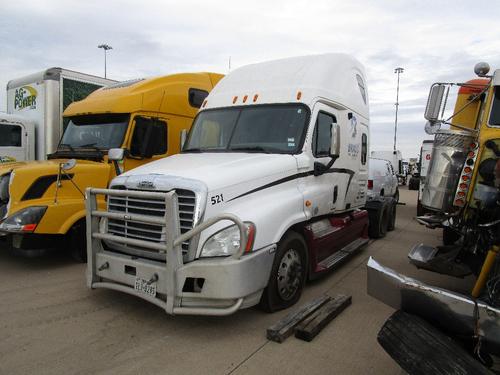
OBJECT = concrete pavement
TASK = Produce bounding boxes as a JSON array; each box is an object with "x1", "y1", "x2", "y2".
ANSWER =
[{"x1": 0, "y1": 188, "x2": 474, "y2": 374}]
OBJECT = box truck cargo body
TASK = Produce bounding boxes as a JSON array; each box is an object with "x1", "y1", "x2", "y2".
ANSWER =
[{"x1": 4, "y1": 68, "x2": 116, "y2": 161}]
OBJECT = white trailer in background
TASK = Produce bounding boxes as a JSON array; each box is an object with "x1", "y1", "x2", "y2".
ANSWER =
[
  {"x1": 4, "y1": 68, "x2": 116, "y2": 161},
  {"x1": 371, "y1": 150, "x2": 405, "y2": 185}
]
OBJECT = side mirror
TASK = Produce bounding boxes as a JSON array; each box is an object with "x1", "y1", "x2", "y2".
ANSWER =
[
  {"x1": 108, "y1": 148, "x2": 125, "y2": 161},
  {"x1": 424, "y1": 84, "x2": 446, "y2": 122},
  {"x1": 330, "y1": 122, "x2": 340, "y2": 157},
  {"x1": 180, "y1": 129, "x2": 188, "y2": 150},
  {"x1": 61, "y1": 159, "x2": 77, "y2": 171}
]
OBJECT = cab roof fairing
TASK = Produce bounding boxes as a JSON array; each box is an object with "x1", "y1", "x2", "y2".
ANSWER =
[{"x1": 203, "y1": 53, "x2": 369, "y2": 120}]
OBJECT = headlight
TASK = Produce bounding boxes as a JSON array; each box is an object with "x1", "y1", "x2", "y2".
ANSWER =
[
  {"x1": 0, "y1": 206, "x2": 47, "y2": 232},
  {"x1": 200, "y1": 222, "x2": 255, "y2": 257},
  {"x1": 0, "y1": 173, "x2": 10, "y2": 203}
]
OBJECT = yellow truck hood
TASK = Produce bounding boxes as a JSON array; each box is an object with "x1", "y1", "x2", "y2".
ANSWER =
[{"x1": 2, "y1": 159, "x2": 111, "y2": 217}]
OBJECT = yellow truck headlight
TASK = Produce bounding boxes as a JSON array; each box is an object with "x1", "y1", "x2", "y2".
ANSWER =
[{"x1": 0, "y1": 206, "x2": 47, "y2": 233}]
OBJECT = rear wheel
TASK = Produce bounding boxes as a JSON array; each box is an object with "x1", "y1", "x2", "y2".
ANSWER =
[
  {"x1": 367, "y1": 201, "x2": 389, "y2": 239},
  {"x1": 260, "y1": 232, "x2": 307, "y2": 312},
  {"x1": 393, "y1": 188, "x2": 399, "y2": 203},
  {"x1": 68, "y1": 219, "x2": 87, "y2": 263},
  {"x1": 387, "y1": 200, "x2": 397, "y2": 231}
]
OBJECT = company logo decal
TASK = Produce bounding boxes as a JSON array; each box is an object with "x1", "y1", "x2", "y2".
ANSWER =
[
  {"x1": 137, "y1": 180, "x2": 155, "y2": 189},
  {"x1": 14, "y1": 86, "x2": 38, "y2": 110},
  {"x1": 350, "y1": 115, "x2": 357, "y2": 138}
]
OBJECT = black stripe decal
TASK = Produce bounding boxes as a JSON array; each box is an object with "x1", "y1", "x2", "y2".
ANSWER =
[{"x1": 227, "y1": 168, "x2": 355, "y2": 202}]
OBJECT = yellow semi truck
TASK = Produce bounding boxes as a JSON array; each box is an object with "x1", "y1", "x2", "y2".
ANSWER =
[{"x1": 0, "y1": 72, "x2": 223, "y2": 261}]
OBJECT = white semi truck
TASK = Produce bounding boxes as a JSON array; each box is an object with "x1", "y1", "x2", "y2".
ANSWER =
[
  {"x1": 85, "y1": 54, "x2": 395, "y2": 315},
  {"x1": 3, "y1": 68, "x2": 116, "y2": 161}
]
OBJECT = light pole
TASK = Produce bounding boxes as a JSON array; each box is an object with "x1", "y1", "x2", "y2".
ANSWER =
[
  {"x1": 393, "y1": 67, "x2": 404, "y2": 151},
  {"x1": 98, "y1": 44, "x2": 113, "y2": 78}
]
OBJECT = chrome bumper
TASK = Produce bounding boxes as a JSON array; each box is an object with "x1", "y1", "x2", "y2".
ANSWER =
[{"x1": 367, "y1": 257, "x2": 500, "y2": 354}]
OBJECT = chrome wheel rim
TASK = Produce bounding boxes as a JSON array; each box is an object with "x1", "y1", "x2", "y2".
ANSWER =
[{"x1": 277, "y1": 248, "x2": 302, "y2": 301}]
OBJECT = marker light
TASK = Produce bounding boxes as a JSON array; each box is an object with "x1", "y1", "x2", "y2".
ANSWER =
[
  {"x1": 468, "y1": 151, "x2": 475, "y2": 158},
  {"x1": 455, "y1": 199, "x2": 465, "y2": 206},
  {"x1": 457, "y1": 191, "x2": 466, "y2": 197},
  {"x1": 367, "y1": 180, "x2": 373, "y2": 189},
  {"x1": 305, "y1": 200, "x2": 312, "y2": 207},
  {"x1": 202, "y1": 100, "x2": 207, "y2": 108},
  {"x1": 459, "y1": 183, "x2": 468, "y2": 189},
  {"x1": 297, "y1": 91, "x2": 302, "y2": 100},
  {"x1": 464, "y1": 167, "x2": 472, "y2": 174},
  {"x1": 232, "y1": 96, "x2": 238, "y2": 104},
  {"x1": 462, "y1": 175, "x2": 470, "y2": 181},
  {"x1": 253, "y1": 94, "x2": 259, "y2": 102},
  {"x1": 243, "y1": 95, "x2": 248, "y2": 103}
]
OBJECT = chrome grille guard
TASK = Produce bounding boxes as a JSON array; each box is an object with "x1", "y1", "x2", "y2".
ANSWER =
[{"x1": 86, "y1": 187, "x2": 248, "y2": 315}]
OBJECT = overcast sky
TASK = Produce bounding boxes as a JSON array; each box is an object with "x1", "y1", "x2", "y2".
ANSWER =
[{"x1": 1, "y1": 0, "x2": 500, "y2": 159}]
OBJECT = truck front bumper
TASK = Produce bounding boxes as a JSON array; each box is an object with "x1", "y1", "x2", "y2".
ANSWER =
[
  {"x1": 86, "y1": 187, "x2": 275, "y2": 316},
  {"x1": 88, "y1": 246, "x2": 275, "y2": 315}
]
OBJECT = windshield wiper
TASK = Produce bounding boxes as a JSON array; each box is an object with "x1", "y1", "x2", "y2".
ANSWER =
[
  {"x1": 229, "y1": 146, "x2": 272, "y2": 153},
  {"x1": 58, "y1": 143, "x2": 76, "y2": 152},
  {"x1": 77, "y1": 143, "x2": 104, "y2": 155}
]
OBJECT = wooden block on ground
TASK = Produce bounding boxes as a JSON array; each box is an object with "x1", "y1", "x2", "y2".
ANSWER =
[
  {"x1": 294, "y1": 294, "x2": 352, "y2": 342},
  {"x1": 266, "y1": 295, "x2": 331, "y2": 343}
]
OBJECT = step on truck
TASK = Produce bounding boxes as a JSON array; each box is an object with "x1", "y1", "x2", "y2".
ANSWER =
[
  {"x1": 0, "y1": 73, "x2": 223, "y2": 261},
  {"x1": 86, "y1": 54, "x2": 396, "y2": 315}
]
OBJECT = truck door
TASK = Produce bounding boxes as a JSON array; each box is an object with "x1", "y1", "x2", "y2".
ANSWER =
[
  {"x1": 123, "y1": 115, "x2": 169, "y2": 172},
  {"x1": 0, "y1": 123, "x2": 28, "y2": 162},
  {"x1": 309, "y1": 104, "x2": 342, "y2": 215}
]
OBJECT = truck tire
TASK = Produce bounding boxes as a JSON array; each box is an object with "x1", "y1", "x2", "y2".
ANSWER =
[
  {"x1": 367, "y1": 200, "x2": 389, "y2": 239},
  {"x1": 443, "y1": 226, "x2": 460, "y2": 246},
  {"x1": 378, "y1": 310, "x2": 491, "y2": 375},
  {"x1": 387, "y1": 200, "x2": 397, "y2": 231},
  {"x1": 393, "y1": 188, "x2": 399, "y2": 203},
  {"x1": 259, "y1": 231, "x2": 307, "y2": 313},
  {"x1": 68, "y1": 219, "x2": 87, "y2": 263}
]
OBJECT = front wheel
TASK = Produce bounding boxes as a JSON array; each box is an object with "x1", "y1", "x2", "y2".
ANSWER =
[
  {"x1": 68, "y1": 220, "x2": 87, "y2": 263},
  {"x1": 259, "y1": 232, "x2": 307, "y2": 312}
]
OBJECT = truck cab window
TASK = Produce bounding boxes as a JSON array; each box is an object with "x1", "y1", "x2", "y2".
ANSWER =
[
  {"x1": 361, "y1": 133, "x2": 367, "y2": 164},
  {"x1": 130, "y1": 117, "x2": 168, "y2": 157},
  {"x1": 0, "y1": 124, "x2": 22, "y2": 147},
  {"x1": 189, "y1": 88, "x2": 209, "y2": 108},
  {"x1": 313, "y1": 112, "x2": 336, "y2": 157}
]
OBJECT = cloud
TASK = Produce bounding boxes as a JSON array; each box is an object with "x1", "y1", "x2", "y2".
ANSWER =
[{"x1": 1, "y1": 0, "x2": 500, "y2": 159}]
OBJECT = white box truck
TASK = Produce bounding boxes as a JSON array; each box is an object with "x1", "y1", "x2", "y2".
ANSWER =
[
  {"x1": 3, "y1": 68, "x2": 116, "y2": 161},
  {"x1": 0, "y1": 113, "x2": 36, "y2": 162},
  {"x1": 371, "y1": 150, "x2": 405, "y2": 184},
  {"x1": 85, "y1": 54, "x2": 396, "y2": 315}
]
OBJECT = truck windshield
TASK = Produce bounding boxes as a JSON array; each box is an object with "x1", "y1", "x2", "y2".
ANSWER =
[
  {"x1": 59, "y1": 114, "x2": 129, "y2": 150},
  {"x1": 183, "y1": 104, "x2": 309, "y2": 154}
]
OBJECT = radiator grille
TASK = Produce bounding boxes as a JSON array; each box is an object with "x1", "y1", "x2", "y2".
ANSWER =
[{"x1": 107, "y1": 189, "x2": 196, "y2": 257}]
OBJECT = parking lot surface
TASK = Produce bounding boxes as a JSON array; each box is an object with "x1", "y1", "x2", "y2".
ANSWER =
[{"x1": 0, "y1": 188, "x2": 474, "y2": 375}]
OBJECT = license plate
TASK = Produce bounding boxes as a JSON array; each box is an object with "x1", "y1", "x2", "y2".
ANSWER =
[{"x1": 134, "y1": 277, "x2": 157, "y2": 297}]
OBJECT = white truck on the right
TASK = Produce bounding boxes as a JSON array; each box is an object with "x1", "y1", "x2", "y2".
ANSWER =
[{"x1": 85, "y1": 54, "x2": 396, "y2": 316}]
